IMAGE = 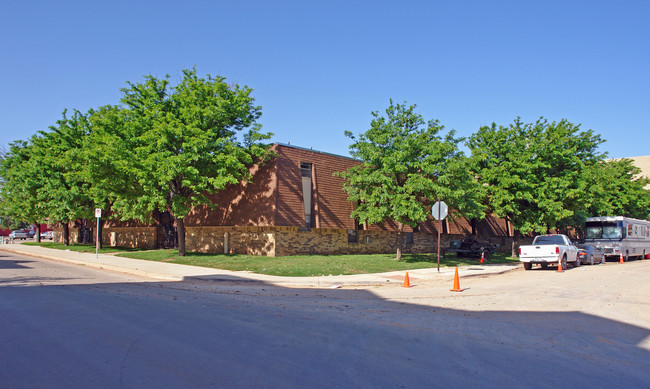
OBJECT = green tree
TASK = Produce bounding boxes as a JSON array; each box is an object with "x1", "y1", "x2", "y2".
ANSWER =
[
  {"x1": 113, "y1": 68, "x2": 272, "y2": 256},
  {"x1": 584, "y1": 159, "x2": 650, "y2": 219},
  {"x1": 467, "y1": 118, "x2": 604, "y2": 254},
  {"x1": 337, "y1": 100, "x2": 484, "y2": 260},
  {"x1": 38, "y1": 110, "x2": 96, "y2": 245},
  {"x1": 0, "y1": 139, "x2": 49, "y2": 238},
  {"x1": 79, "y1": 105, "x2": 136, "y2": 248}
]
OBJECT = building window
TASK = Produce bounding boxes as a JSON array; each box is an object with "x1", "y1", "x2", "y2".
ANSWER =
[
  {"x1": 300, "y1": 162, "x2": 312, "y2": 179},
  {"x1": 348, "y1": 229, "x2": 358, "y2": 243},
  {"x1": 300, "y1": 162, "x2": 313, "y2": 231},
  {"x1": 405, "y1": 232, "x2": 414, "y2": 245}
]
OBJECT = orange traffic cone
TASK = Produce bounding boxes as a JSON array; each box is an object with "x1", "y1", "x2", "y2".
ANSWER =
[
  {"x1": 619, "y1": 253, "x2": 625, "y2": 263},
  {"x1": 557, "y1": 259, "x2": 564, "y2": 273},
  {"x1": 480, "y1": 252, "x2": 485, "y2": 264},
  {"x1": 450, "y1": 267, "x2": 465, "y2": 292},
  {"x1": 402, "y1": 272, "x2": 412, "y2": 288}
]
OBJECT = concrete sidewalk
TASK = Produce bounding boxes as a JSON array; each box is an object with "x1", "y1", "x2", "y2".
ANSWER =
[{"x1": 0, "y1": 242, "x2": 520, "y2": 288}]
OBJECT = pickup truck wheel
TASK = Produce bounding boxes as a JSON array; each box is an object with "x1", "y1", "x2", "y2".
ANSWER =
[
  {"x1": 574, "y1": 257, "x2": 581, "y2": 267},
  {"x1": 523, "y1": 262, "x2": 532, "y2": 270},
  {"x1": 589, "y1": 254, "x2": 595, "y2": 266},
  {"x1": 561, "y1": 256, "x2": 568, "y2": 271}
]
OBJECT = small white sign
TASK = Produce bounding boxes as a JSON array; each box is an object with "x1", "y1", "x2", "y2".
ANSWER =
[
  {"x1": 432, "y1": 201, "x2": 448, "y2": 220},
  {"x1": 95, "y1": 208, "x2": 102, "y2": 218}
]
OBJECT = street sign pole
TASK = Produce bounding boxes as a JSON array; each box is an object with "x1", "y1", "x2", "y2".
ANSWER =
[
  {"x1": 432, "y1": 200, "x2": 448, "y2": 272},
  {"x1": 95, "y1": 208, "x2": 102, "y2": 258},
  {"x1": 437, "y1": 202, "x2": 441, "y2": 272}
]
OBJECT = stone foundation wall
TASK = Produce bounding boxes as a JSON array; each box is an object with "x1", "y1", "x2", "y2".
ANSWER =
[
  {"x1": 102, "y1": 227, "x2": 157, "y2": 250},
  {"x1": 186, "y1": 226, "x2": 277, "y2": 256},
  {"x1": 52, "y1": 228, "x2": 80, "y2": 244},
  {"x1": 55, "y1": 225, "x2": 526, "y2": 257},
  {"x1": 187, "y1": 226, "x2": 525, "y2": 257}
]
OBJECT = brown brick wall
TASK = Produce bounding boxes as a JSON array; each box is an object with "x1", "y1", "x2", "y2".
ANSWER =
[
  {"x1": 184, "y1": 157, "x2": 278, "y2": 227},
  {"x1": 275, "y1": 145, "x2": 359, "y2": 229}
]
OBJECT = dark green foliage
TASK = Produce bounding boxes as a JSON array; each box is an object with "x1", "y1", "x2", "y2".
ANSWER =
[{"x1": 337, "y1": 100, "x2": 484, "y2": 259}]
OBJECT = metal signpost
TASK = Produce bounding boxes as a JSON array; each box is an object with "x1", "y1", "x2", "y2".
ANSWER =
[
  {"x1": 432, "y1": 200, "x2": 448, "y2": 272},
  {"x1": 95, "y1": 208, "x2": 102, "y2": 258}
]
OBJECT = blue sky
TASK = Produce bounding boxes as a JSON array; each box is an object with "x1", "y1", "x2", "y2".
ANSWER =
[{"x1": 2, "y1": 0, "x2": 648, "y2": 158}]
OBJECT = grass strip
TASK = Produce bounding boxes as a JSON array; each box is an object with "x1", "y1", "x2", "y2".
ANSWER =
[{"x1": 24, "y1": 242, "x2": 518, "y2": 276}]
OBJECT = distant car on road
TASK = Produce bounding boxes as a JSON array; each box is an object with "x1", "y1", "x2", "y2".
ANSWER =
[
  {"x1": 40, "y1": 231, "x2": 53, "y2": 240},
  {"x1": 576, "y1": 244, "x2": 605, "y2": 265},
  {"x1": 9, "y1": 230, "x2": 29, "y2": 240}
]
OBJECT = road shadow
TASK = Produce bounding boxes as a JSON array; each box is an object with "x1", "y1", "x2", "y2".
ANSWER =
[
  {"x1": 1, "y1": 268, "x2": 649, "y2": 388},
  {"x1": 0, "y1": 258, "x2": 34, "y2": 269}
]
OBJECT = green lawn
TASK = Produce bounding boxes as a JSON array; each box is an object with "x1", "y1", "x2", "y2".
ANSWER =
[{"x1": 25, "y1": 242, "x2": 519, "y2": 277}]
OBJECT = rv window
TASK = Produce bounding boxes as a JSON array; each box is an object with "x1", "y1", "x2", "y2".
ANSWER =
[
  {"x1": 604, "y1": 225, "x2": 623, "y2": 239},
  {"x1": 587, "y1": 221, "x2": 624, "y2": 239},
  {"x1": 585, "y1": 226, "x2": 602, "y2": 239}
]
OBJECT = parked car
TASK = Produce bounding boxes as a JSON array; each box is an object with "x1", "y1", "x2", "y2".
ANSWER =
[
  {"x1": 9, "y1": 230, "x2": 29, "y2": 240},
  {"x1": 26, "y1": 230, "x2": 36, "y2": 238},
  {"x1": 519, "y1": 234, "x2": 579, "y2": 270},
  {"x1": 448, "y1": 236, "x2": 496, "y2": 261},
  {"x1": 576, "y1": 244, "x2": 605, "y2": 265},
  {"x1": 40, "y1": 231, "x2": 53, "y2": 240}
]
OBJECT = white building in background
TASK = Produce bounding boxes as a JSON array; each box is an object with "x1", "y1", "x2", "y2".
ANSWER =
[{"x1": 627, "y1": 156, "x2": 650, "y2": 190}]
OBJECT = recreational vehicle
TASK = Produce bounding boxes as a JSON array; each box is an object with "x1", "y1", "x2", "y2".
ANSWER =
[{"x1": 584, "y1": 216, "x2": 650, "y2": 261}]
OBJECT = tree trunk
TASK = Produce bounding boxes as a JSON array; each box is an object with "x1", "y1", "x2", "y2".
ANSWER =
[
  {"x1": 511, "y1": 232, "x2": 518, "y2": 258},
  {"x1": 177, "y1": 217, "x2": 186, "y2": 257},
  {"x1": 35, "y1": 223, "x2": 41, "y2": 243},
  {"x1": 506, "y1": 215, "x2": 517, "y2": 258},
  {"x1": 97, "y1": 219, "x2": 103, "y2": 250},
  {"x1": 396, "y1": 222, "x2": 404, "y2": 260},
  {"x1": 63, "y1": 223, "x2": 70, "y2": 246}
]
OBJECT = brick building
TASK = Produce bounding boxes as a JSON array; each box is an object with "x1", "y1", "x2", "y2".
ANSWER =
[{"x1": 63, "y1": 143, "x2": 514, "y2": 256}]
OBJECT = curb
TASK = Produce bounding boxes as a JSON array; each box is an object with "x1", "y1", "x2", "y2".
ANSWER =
[{"x1": 0, "y1": 244, "x2": 521, "y2": 288}]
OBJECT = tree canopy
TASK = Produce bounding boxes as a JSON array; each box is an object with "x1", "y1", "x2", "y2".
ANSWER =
[
  {"x1": 337, "y1": 100, "x2": 484, "y2": 260},
  {"x1": 466, "y1": 117, "x2": 619, "y2": 253},
  {"x1": 0, "y1": 68, "x2": 272, "y2": 255},
  {"x1": 583, "y1": 159, "x2": 650, "y2": 220},
  {"x1": 106, "y1": 68, "x2": 273, "y2": 255}
]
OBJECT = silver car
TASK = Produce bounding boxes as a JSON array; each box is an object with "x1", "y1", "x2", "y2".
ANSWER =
[
  {"x1": 9, "y1": 230, "x2": 29, "y2": 240},
  {"x1": 577, "y1": 244, "x2": 605, "y2": 265}
]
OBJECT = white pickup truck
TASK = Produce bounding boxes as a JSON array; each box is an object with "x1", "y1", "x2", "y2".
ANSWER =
[{"x1": 519, "y1": 234, "x2": 579, "y2": 270}]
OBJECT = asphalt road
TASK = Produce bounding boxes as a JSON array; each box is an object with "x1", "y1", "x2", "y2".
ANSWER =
[{"x1": 1, "y1": 251, "x2": 648, "y2": 388}]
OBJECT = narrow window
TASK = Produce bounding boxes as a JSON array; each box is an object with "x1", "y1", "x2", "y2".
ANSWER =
[
  {"x1": 300, "y1": 162, "x2": 313, "y2": 231},
  {"x1": 405, "y1": 232, "x2": 414, "y2": 245}
]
